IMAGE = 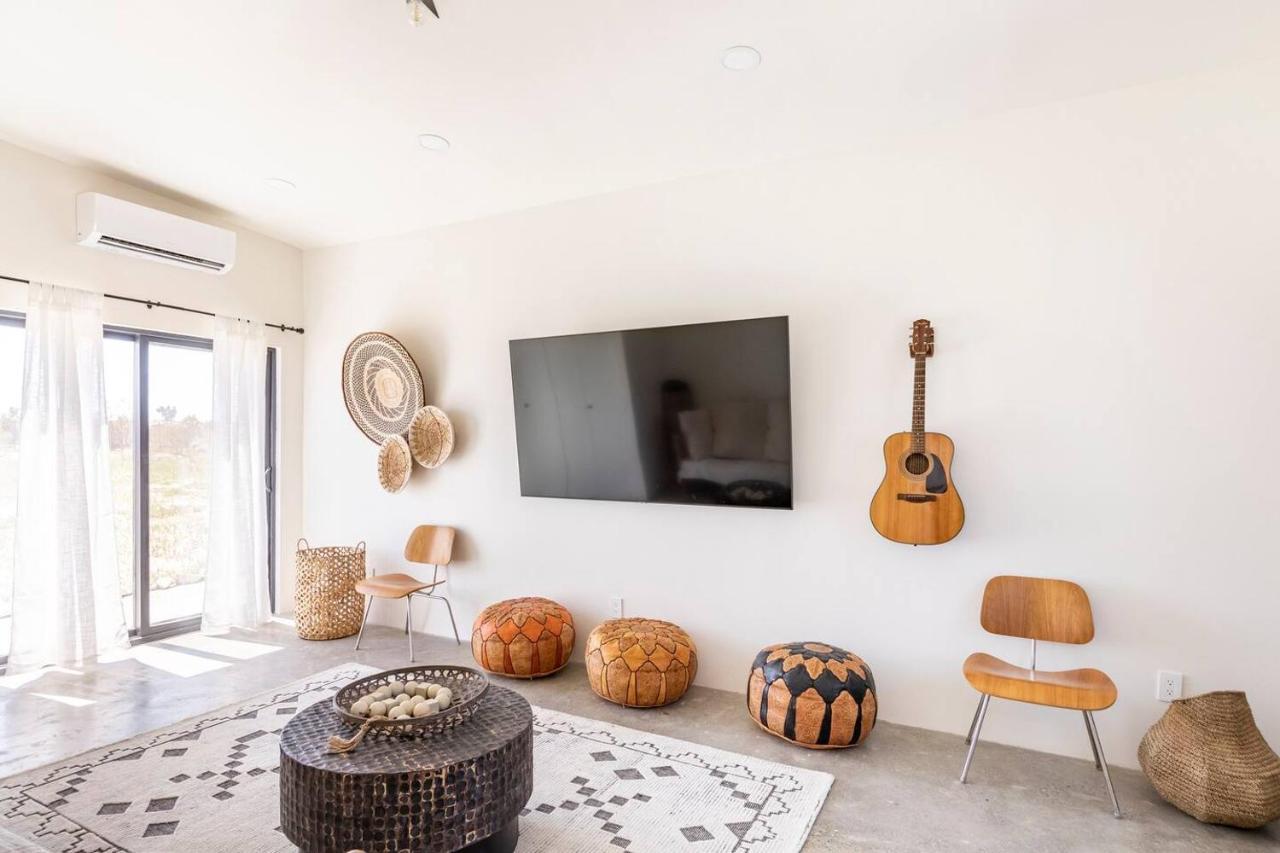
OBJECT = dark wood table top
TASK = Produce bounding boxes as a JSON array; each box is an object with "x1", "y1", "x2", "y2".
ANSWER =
[{"x1": 281, "y1": 683, "x2": 532, "y2": 774}]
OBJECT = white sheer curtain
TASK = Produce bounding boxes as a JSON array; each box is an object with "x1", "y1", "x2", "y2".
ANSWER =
[
  {"x1": 201, "y1": 316, "x2": 270, "y2": 634},
  {"x1": 9, "y1": 283, "x2": 129, "y2": 671}
]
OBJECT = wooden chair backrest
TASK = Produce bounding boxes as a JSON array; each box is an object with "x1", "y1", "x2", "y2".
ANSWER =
[
  {"x1": 980, "y1": 575, "x2": 1094, "y2": 644},
  {"x1": 404, "y1": 525, "x2": 455, "y2": 566}
]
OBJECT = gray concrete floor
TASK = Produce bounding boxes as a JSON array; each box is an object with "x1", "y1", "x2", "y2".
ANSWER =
[{"x1": 1, "y1": 622, "x2": 1275, "y2": 852}]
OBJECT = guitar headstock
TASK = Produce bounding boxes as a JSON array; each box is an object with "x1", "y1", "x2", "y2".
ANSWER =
[{"x1": 909, "y1": 319, "x2": 934, "y2": 358}]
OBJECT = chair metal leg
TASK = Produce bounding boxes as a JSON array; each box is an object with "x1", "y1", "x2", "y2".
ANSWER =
[
  {"x1": 428, "y1": 593, "x2": 461, "y2": 645},
  {"x1": 353, "y1": 597, "x2": 373, "y2": 651},
  {"x1": 1084, "y1": 711, "x2": 1122, "y2": 818},
  {"x1": 406, "y1": 597, "x2": 415, "y2": 663},
  {"x1": 959, "y1": 694, "x2": 991, "y2": 783},
  {"x1": 1083, "y1": 711, "x2": 1101, "y2": 770},
  {"x1": 965, "y1": 695, "x2": 985, "y2": 745}
]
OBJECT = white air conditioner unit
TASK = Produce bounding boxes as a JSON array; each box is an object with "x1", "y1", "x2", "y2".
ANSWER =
[{"x1": 75, "y1": 192, "x2": 236, "y2": 275}]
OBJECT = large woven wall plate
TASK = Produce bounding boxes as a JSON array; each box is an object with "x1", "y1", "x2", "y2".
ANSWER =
[
  {"x1": 377, "y1": 436, "x2": 413, "y2": 494},
  {"x1": 408, "y1": 406, "x2": 455, "y2": 469},
  {"x1": 342, "y1": 332, "x2": 425, "y2": 444}
]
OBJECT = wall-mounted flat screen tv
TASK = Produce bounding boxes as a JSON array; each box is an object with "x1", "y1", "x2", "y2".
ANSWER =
[{"x1": 509, "y1": 316, "x2": 792, "y2": 509}]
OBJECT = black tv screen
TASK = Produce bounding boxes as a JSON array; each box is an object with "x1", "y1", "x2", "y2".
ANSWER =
[{"x1": 509, "y1": 316, "x2": 792, "y2": 509}]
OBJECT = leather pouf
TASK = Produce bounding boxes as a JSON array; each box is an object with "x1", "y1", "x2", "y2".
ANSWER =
[
  {"x1": 1138, "y1": 691, "x2": 1280, "y2": 828},
  {"x1": 747, "y1": 642, "x2": 877, "y2": 749},
  {"x1": 585, "y1": 618, "x2": 697, "y2": 708},
  {"x1": 470, "y1": 597, "x2": 576, "y2": 678}
]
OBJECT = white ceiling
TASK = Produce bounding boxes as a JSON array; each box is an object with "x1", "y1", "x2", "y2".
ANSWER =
[{"x1": 1, "y1": 1, "x2": 1278, "y2": 249}]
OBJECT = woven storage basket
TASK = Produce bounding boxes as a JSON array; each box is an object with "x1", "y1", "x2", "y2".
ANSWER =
[
  {"x1": 1138, "y1": 691, "x2": 1280, "y2": 828},
  {"x1": 294, "y1": 540, "x2": 367, "y2": 641}
]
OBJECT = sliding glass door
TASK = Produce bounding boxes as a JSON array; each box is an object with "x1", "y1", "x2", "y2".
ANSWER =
[
  {"x1": 0, "y1": 315, "x2": 276, "y2": 658},
  {"x1": 137, "y1": 335, "x2": 214, "y2": 633}
]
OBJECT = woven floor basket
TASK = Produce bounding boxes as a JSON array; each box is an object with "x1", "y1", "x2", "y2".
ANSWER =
[
  {"x1": 1138, "y1": 691, "x2": 1280, "y2": 828},
  {"x1": 294, "y1": 540, "x2": 367, "y2": 641}
]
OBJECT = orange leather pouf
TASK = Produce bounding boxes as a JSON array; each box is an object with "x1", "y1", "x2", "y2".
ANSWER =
[
  {"x1": 470, "y1": 597, "x2": 575, "y2": 678},
  {"x1": 585, "y1": 618, "x2": 697, "y2": 708}
]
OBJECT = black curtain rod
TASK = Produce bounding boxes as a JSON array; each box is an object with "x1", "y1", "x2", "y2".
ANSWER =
[{"x1": 0, "y1": 273, "x2": 304, "y2": 334}]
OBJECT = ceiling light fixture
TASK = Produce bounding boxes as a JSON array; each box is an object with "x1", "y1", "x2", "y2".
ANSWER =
[
  {"x1": 417, "y1": 133, "x2": 450, "y2": 152},
  {"x1": 265, "y1": 177, "x2": 296, "y2": 191},
  {"x1": 722, "y1": 45, "x2": 762, "y2": 71},
  {"x1": 406, "y1": 0, "x2": 439, "y2": 26}
]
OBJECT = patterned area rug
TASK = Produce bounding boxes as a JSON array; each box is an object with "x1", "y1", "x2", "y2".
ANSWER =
[{"x1": 0, "y1": 664, "x2": 832, "y2": 852}]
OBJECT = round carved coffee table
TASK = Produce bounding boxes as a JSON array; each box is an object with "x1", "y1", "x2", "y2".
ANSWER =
[{"x1": 279, "y1": 684, "x2": 532, "y2": 853}]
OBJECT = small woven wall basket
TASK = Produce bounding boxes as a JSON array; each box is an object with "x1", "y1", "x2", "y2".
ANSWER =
[
  {"x1": 294, "y1": 540, "x2": 367, "y2": 641},
  {"x1": 1137, "y1": 691, "x2": 1280, "y2": 828}
]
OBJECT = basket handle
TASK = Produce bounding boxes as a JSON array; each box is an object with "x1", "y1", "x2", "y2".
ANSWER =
[
  {"x1": 356, "y1": 541, "x2": 366, "y2": 552},
  {"x1": 297, "y1": 538, "x2": 310, "y2": 551}
]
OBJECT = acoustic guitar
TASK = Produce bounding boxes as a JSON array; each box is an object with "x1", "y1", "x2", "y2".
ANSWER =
[{"x1": 869, "y1": 319, "x2": 965, "y2": 545}]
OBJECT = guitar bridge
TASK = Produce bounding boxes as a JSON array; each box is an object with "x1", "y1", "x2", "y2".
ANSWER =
[{"x1": 896, "y1": 494, "x2": 937, "y2": 503}]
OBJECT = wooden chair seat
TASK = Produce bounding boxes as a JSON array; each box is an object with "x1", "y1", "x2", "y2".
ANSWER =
[
  {"x1": 354, "y1": 573, "x2": 440, "y2": 599},
  {"x1": 963, "y1": 652, "x2": 1117, "y2": 711}
]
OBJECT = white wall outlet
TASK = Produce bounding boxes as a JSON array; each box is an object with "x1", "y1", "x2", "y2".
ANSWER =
[
  {"x1": 609, "y1": 597, "x2": 624, "y2": 619},
  {"x1": 1156, "y1": 670, "x2": 1183, "y2": 702}
]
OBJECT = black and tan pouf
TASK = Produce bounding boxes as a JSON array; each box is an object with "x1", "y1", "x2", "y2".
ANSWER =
[{"x1": 746, "y1": 642, "x2": 877, "y2": 749}]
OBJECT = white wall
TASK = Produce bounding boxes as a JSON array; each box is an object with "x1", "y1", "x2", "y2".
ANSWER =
[
  {"x1": 0, "y1": 140, "x2": 305, "y2": 607},
  {"x1": 301, "y1": 61, "x2": 1280, "y2": 768}
]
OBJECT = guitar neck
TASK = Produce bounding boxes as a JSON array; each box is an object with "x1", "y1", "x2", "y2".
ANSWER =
[{"x1": 911, "y1": 355, "x2": 926, "y2": 451}]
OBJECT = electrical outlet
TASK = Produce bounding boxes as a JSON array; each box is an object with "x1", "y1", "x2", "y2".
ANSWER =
[
  {"x1": 609, "y1": 597, "x2": 624, "y2": 619},
  {"x1": 1156, "y1": 670, "x2": 1183, "y2": 702}
]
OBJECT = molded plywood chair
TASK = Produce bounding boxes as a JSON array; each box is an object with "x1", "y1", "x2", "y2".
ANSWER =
[
  {"x1": 960, "y1": 575, "x2": 1121, "y2": 817},
  {"x1": 353, "y1": 525, "x2": 459, "y2": 661}
]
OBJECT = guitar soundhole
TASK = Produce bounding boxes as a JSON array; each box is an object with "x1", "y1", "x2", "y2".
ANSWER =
[{"x1": 904, "y1": 453, "x2": 930, "y2": 475}]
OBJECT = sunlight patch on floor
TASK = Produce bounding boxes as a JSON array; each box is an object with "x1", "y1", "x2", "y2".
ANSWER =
[
  {"x1": 30, "y1": 692, "x2": 96, "y2": 707},
  {"x1": 160, "y1": 632, "x2": 283, "y2": 660},
  {"x1": 127, "y1": 644, "x2": 231, "y2": 677},
  {"x1": 0, "y1": 666, "x2": 83, "y2": 691}
]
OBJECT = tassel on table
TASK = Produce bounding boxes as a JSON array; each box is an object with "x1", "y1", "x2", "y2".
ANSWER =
[{"x1": 328, "y1": 718, "x2": 376, "y2": 754}]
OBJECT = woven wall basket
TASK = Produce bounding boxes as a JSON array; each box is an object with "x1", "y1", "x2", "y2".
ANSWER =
[
  {"x1": 408, "y1": 405, "x2": 455, "y2": 469},
  {"x1": 341, "y1": 331, "x2": 425, "y2": 445},
  {"x1": 377, "y1": 435, "x2": 413, "y2": 493},
  {"x1": 294, "y1": 540, "x2": 367, "y2": 641},
  {"x1": 1138, "y1": 691, "x2": 1280, "y2": 828}
]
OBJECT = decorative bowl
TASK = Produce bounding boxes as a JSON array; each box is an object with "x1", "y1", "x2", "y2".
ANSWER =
[{"x1": 332, "y1": 664, "x2": 489, "y2": 738}]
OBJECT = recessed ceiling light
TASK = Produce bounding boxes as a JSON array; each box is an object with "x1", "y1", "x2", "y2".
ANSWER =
[
  {"x1": 265, "y1": 177, "x2": 296, "y2": 191},
  {"x1": 722, "y1": 45, "x2": 762, "y2": 71},
  {"x1": 418, "y1": 133, "x2": 451, "y2": 152}
]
